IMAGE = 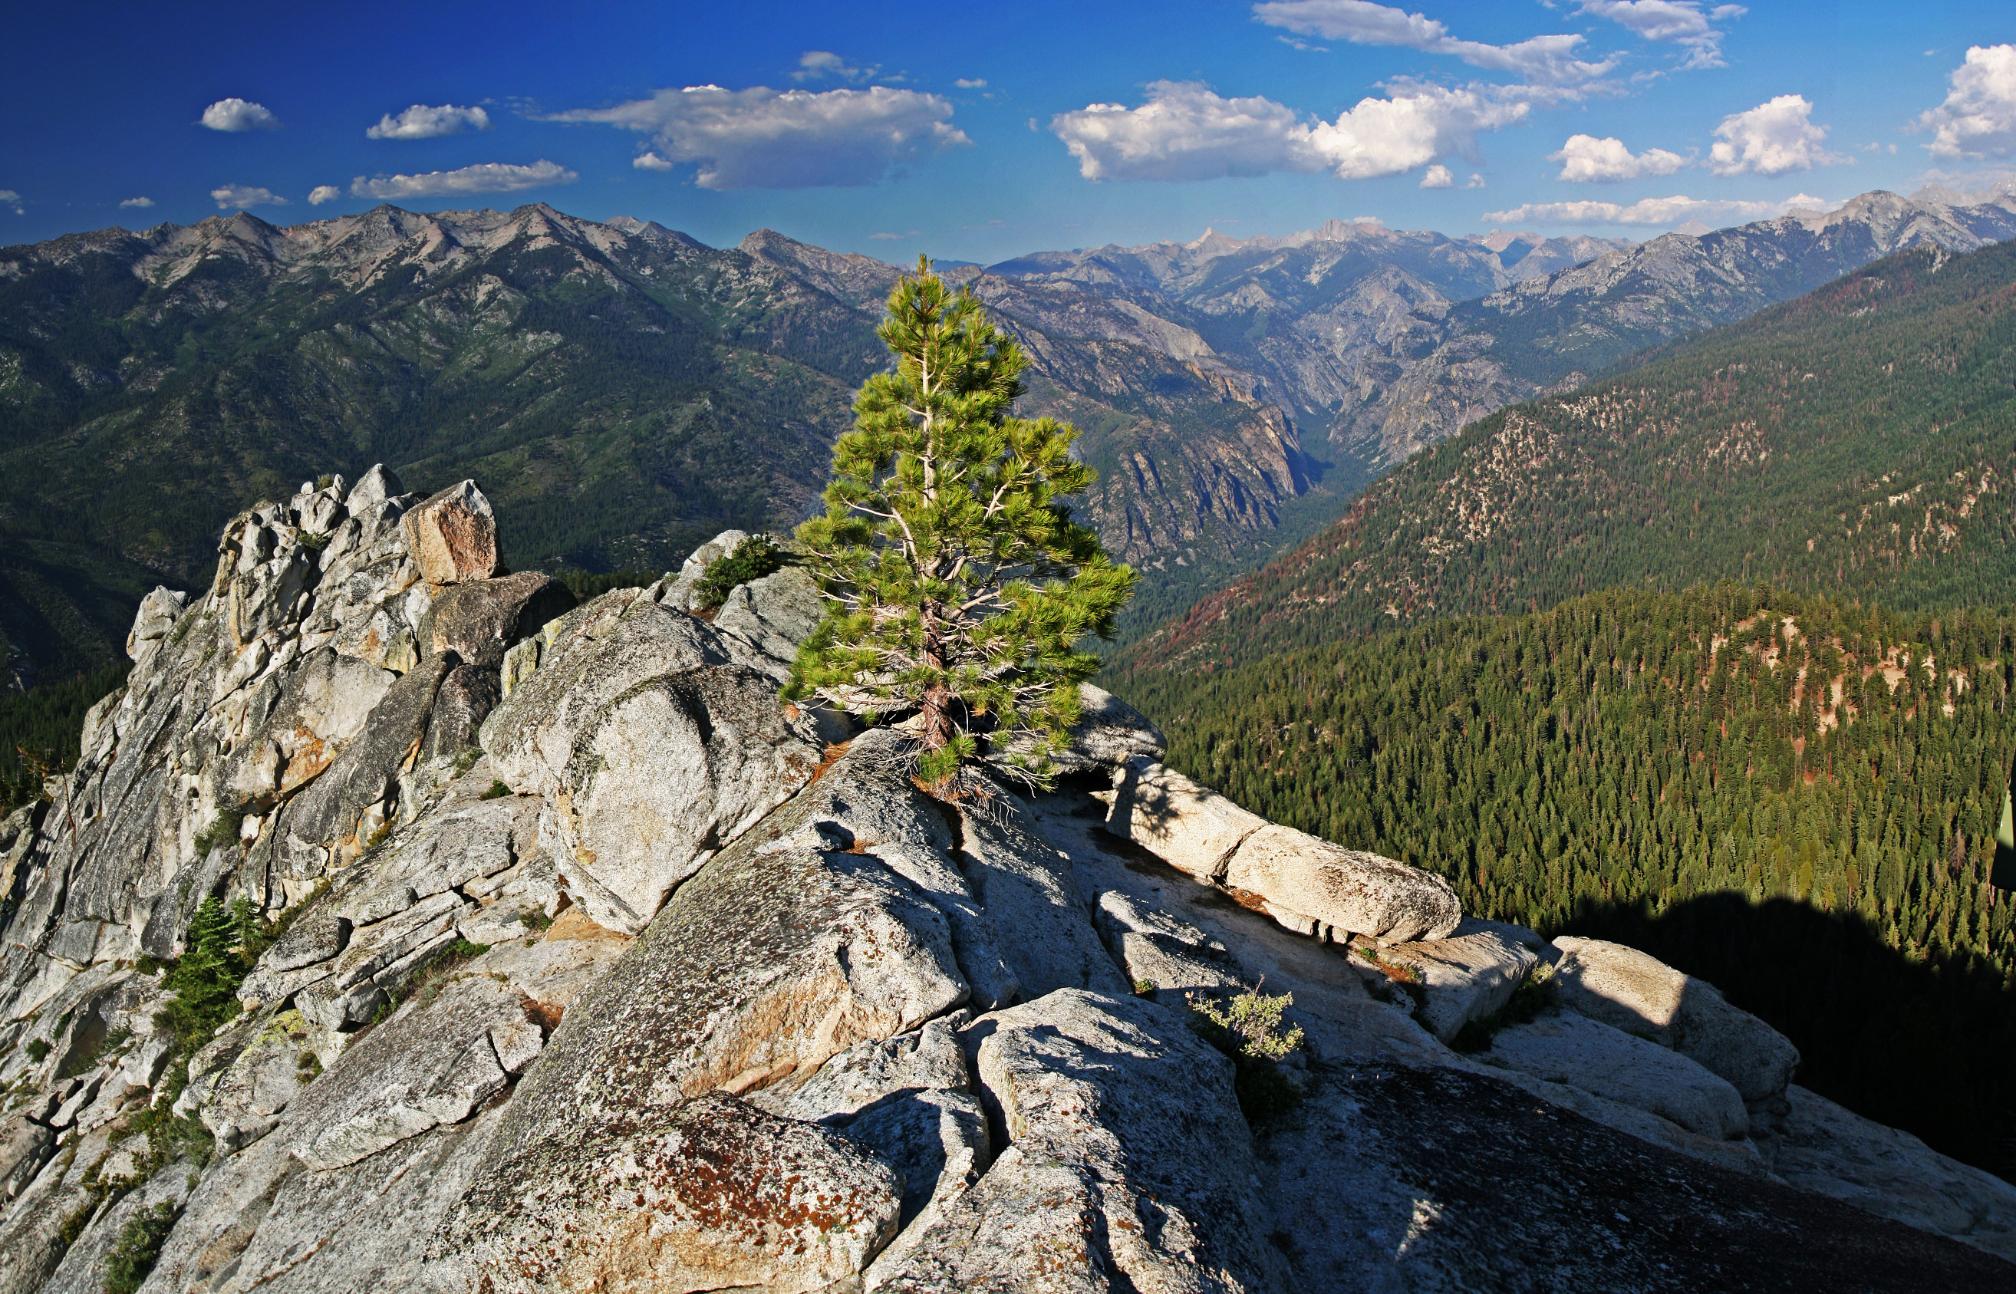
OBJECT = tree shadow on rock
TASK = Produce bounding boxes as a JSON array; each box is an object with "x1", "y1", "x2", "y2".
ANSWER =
[{"x1": 1562, "y1": 891, "x2": 2016, "y2": 1184}]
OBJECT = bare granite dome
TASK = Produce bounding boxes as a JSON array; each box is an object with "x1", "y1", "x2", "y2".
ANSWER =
[{"x1": 0, "y1": 475, "x2": 2011, "y2": 1292}]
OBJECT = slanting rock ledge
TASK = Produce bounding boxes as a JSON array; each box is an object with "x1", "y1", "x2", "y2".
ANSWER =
[{"x1": 1107, "y1": 758, "x2": 1460, "y2": 942}]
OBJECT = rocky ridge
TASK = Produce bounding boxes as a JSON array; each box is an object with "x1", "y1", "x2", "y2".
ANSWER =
[{"x1": 1, "y1": 474, "x2": 2013, "y2": 1291}]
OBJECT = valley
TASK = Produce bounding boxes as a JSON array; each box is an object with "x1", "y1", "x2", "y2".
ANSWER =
[{"x1": 8, "y1": 187, "x2": 2015, "y2": 694}]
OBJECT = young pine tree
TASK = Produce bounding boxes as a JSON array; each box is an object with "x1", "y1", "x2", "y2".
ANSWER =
[{"x1": 787, "y1": 259, "x2": 1135, "y2": 789}]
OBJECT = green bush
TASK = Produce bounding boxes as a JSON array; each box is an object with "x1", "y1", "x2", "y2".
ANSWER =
[
  {"x1": 479, "y1": 780, "x2": 510, "y2": 801},
  {"x1": 102, "y1": 1199, "x2": 180, "y2": 1294},
  {"x1": 693, "y1": 536, "x2": 787, "y2": 612},
  {"x1": 25, "y1": 1038, "x2": 51, "y2": 1063},
  {"x1": 1187, "y1": 986, "x2": 1306, "y2": 1122},
  {"x1": 192, "y1": 807, "x2": 248, "y2": 856}
]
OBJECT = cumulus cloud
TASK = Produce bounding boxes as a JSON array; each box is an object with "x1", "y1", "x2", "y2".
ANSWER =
[
  {"x1": 549, "y1": 84, "x2": 968, "y2": 188},
  {"x1": 1553, "y1": 133, "x2": 1688, "y2": 181},
  {"x1": 1917, "y1": 45, "x2": 2016, "y2": 159},
  {"x1": 1573, "y1": 1, "x2": 1745, "y2": 70},
  {"x1": 348, "y1": 160, "x2": 576, "y2": 201},
  {"x1": 1051, "y1": 80, "x2": 1526, "y2": 183},
  {"x1": 211, "y1": 184, "x2": 286, "y2": 209},
  {"x1": 118, "y1": 196, "x2": 154, "y2": 209},
  {"x1": 308, "y1": 185, "x2": 342, "y2": 205},
  {"x1": 954, "y1": 77, "x2": 988, "y2": 90},
  {"x1": 365, "y1": 103, "x2": 491, "y2": 140},
  {"x1": 792, "y1": 51, "x2": 879, "y2": 83},
  {"x1": 1483, "y1": 191, "x2": 1823, "y2": 227},
  {"x1": 1420, "y1": 163, "x2": 1454, "y2": 187},
  {"x1": 1709, "y1": 94, "x2": 1838, "y2": 175},
  {"x1": 1466, "y1": 172, "x2": 1487, "y2": 188},
  {"x1": 0, "y1": 190, "x2": 21, "y2": 215},
  {"x1": 632, "y1": 152, "x2": 676, "y2": 171},
  {"x1": 1252, "y1": 0, "x2": 1611, "y2": 83},
  {"x1": 200, "y1": 98, "x2": 281, "y2": 132}
]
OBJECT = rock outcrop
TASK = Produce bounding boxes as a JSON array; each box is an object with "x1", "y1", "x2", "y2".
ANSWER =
[{"x1": 1, "y1": 477, "x2": 2012, "y2": 1294}]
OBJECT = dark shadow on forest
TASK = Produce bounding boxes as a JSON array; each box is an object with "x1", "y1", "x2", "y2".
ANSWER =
[{"x1": 1562, "y1": 891, "x2": 2016, "y2": 1184}]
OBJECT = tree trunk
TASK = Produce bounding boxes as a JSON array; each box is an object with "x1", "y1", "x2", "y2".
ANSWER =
[
  {"x1": 919, "y1": 680, "x2": 956, "y2": 753},
  {"x1": 918, "y1": 617, "x2": 955, "y2": 753}
]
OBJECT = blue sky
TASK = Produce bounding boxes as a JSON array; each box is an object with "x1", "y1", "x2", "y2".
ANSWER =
[{"x1": 3, "y1": 1, "x2": 2014, "y2": 261}]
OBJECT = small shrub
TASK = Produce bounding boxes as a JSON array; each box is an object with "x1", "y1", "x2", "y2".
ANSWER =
[
  {"x1": 1452, "y1": 958, "x2": 1558, "y2": 1053},
  {"x1": 693, "y1": 536, "x2": 787, "y2": 612},
  {"x1": 1187, "y1": 986, "x2": 1306, "y2": 1122},
  {"x1": 1133, "y1": 978, "x2": 1156, "y2": 996},
  {"x1": 25, "y1": 1038, "x2": 51, "y2": 1063},
  {"x1": 193, "y1": 807, "x2": 248, "y2": 855},
  {"x1": 55, "y1": 1200, "x2": 96, "y2": 1254},
  {"x1": 453, "y1": 746, "x2": 481, "y2": 775},
  {"x1": 1189, "y1": 987, "x2": 1305, "y2": 1062},
  {"x1": 1350, "y1": 941, "x2": 1423, "y2": 987},
  {"x1": 479, "y1": 780, "x2": 510, "y2": 801},
  {"x1": 102, "y1": 1198, "x2": 180, "y2": 1294},
  {"x1": 519, "y1": 907, "x2": 554, "y2": 932}
]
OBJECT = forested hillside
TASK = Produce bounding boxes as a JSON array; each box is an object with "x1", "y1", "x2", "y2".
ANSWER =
[
  {"x1": 1133, "y1": 237, "x2": 2016, "y2": 677},
  {"x1": 1122, "y1": 582, "x2": 2016, "y2": 1176}
]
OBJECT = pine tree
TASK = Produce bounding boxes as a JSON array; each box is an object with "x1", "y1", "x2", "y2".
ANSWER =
[{"x1": 787, "y1": 259, "x2": 1135, "y2": 788}]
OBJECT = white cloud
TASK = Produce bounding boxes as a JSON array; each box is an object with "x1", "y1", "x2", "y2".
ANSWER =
[
  {"x1": 1573, "y1": 1, "x2": 1745, "y2": 70},
  {"x1": 1252, "y1": 1, "x2": 1611, "y2": 84},
  {"x1": 1917, "y1": 45, "x2": 2016, "y2": 159},
  {"x1": 550, "y1": 85, "x2": 968, "y2": 189},
  {"x1": 869, "y1": 228, "x2": 920, "y2": 240},
  {"x1": 200, "y1": 98, "x2": 281, "y2": 132},
  {"x1": 1709, "y1": 94, "x2": 1838, "y2": 175},
  {"x1": 1466, "y1": 172, "x2": 1487, "y2": 188},
  {"x1": 349, "y1": 160, "x2": 577, "y2": 201},
  {"x1": 792, "y1": 51, "x2": 879, "y2": 83},
  {"x1": 211, "y1": 184, "x2": 286, "y2": 209},
  {"x1": 954, "y1": 77, "x2": 988, "y2": 90},
  {"x1": 365, "y1": 103, "x2": 491, "y2": 140},
  {"x1": 632, "y1": 152, "x2": 677, "y2": 171},
  {"x1": 0, "y1": 190, "x2": 21, "y2": 215},
  {"x1": 1483, "y1": 191, "x2": 1822, "y2": 227},
  {"x1": 1050, "y1": 80, "x2": 1526, "y2": 183},
  {"x1": 1420, "y1": 163, "x2": 1453, "y2": 188},
  {"x1": 118, "y1": 195, "x2": 154, "y2": 209},
  {"x1": 1553, "y1": 133, "x2": 1687, "y2": 181},
  {"x1": 308, "y1": 185, "x2": 342, "y2": 205}
]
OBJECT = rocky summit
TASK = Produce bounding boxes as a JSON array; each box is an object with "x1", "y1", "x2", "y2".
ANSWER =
[{"x1": 2, "y1": 473, "x2": 2013, "y2": 1293}]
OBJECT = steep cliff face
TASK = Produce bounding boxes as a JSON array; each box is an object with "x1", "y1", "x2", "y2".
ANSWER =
[{"x1": 1, "y1": 478, "x2": 2012, "y2": 1292}]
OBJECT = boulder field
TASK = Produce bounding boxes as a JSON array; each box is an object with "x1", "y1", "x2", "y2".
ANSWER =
[{"x1": 1, "y1": 470, "x2": 2012, "y2": 1292}]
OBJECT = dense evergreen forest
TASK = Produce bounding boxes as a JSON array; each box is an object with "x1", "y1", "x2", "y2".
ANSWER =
[
  {"x1": 1120, "y1": 582, "x2": 2016, "y2": 1176},
  {"x1": 0, "y1": 662, "x2": 127, "y2": 811}
]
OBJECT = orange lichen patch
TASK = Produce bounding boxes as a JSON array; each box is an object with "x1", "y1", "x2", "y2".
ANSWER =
[
  {"x1": 1350, "y1": 938, "x2": 1424, "y2": 985},
  {"x1": 1224, "y1": 885, "x2": 1272, "y2": 916},
  {"x1": 541, "y1": 907, "x2": 631, "y2": 945},
  {"x1": 677, "y1": 971, "x2": 861, "y2": 1100},
  {"x1": 280, "y1": 733, "x2": 331, "y2": 793},
  {"x1": 520, "y1": 995, "x2": 565, "y2": 1035},
  {"x1": 808, "y1": 740, "x2": 852, "y2": 786}
]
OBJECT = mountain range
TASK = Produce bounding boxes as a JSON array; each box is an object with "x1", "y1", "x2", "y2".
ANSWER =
[
  {"x1": 1123, "y1": 232, "x2": 2016, "y2": 675},
  {"x1": 5, "y1": 187, "x2": 2016, "y2": 687}
]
